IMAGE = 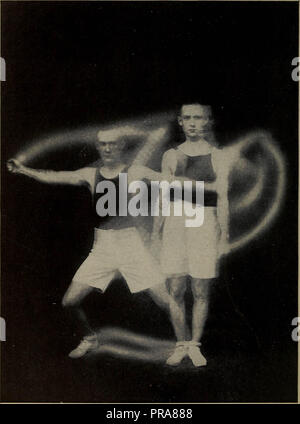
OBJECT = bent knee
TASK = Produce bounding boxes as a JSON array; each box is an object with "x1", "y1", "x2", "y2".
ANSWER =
[
  {"x1": 192, "y1": 287, "x2": 211, "y2": 302},
  {"x1": 191, "y1": 279, "x2": 212, "y2": 300},
  {"x1": 61, "y1": 280, "x2": 85, "y2": 308},
  {"x1": 61, "y1": 293, "x2": 76, "y2": 308},
  {"x1": 192, "y1": 290, "x2": 209, "y2": 302}
]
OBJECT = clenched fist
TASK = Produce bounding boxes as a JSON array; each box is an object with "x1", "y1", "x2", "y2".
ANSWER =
[{"x1": 7, "y1": 158, "x2": 24, "y2": 174}]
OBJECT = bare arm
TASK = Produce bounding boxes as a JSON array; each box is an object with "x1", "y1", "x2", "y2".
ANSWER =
[
  {"x1": 7, "y1": 159, "x2": 90, "y2": 187},
  {"x1": 149, "y1": 150, "x2": 176, "y2": 239},
  {"x1": 213, "y1": 151, "x2": 230, "y2": 255},
  {"x1": 217, "y1": 180, "x2": 229, "y2": 246}
]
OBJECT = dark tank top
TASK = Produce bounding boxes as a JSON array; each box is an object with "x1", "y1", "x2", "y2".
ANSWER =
[
  {"x1": 172, "y1": 148, "x2": 218, "y2": 206},
  {"x1": 93, "y1": 166, "x2": 136, "y2": 230}
]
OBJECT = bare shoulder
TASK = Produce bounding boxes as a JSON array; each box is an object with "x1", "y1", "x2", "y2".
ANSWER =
[
  {"x1": 162, "y1": 148, "x2": 177, "y2": 164},
  {"x1": 216, "y1": 145, "x2": 239, "y2": 164},
  {"x1": 161, "y1": 148, "x2": 178, "y2": 173},
  {"x1": 212, "y1": 146, "x2": 239, "y2": 177},
  {"x1": 211, "y1": 146, "x2": 223, "y2": 160},
  {"x1": 162, "y1": 147, "x2": 176, "y2": 158}
]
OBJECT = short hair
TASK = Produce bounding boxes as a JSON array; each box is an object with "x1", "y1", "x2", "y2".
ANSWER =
[
  {"x1": 97, "y1": 128, "x2": 124, "y2": 143},
  {"x1": 178, "y1": 102, "x2": 212, "y2": 116}
]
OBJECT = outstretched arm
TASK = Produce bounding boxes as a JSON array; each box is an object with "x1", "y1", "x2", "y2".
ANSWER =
[
  {"x1": 7, "y1": 159, "x2": 90, "y2": 187},
  {"x1": 217, "y1": 185, "x2": 230, "y2": 255}
]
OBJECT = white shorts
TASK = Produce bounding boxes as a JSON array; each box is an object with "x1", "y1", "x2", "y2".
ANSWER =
[
  {"x1": 73, "y1": 227, "x2": 165, "y2": 293},
  {"x1": 160, "y1": 206, "x2": 221, "y2": 279}
]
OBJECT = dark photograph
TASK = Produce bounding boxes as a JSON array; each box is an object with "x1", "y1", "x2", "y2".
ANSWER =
[{"x1": 1, "y1": 1, "x2": 298, "y2": 403}]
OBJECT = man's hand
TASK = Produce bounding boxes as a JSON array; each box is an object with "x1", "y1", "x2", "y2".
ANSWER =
[{"x1": 7, "y1": 158, "x2": 25, "y2": 174}]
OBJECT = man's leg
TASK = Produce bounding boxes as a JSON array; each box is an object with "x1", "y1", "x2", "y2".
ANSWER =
[
  {"x1": 191, "y1": 278, "x2": 211, "y2": 342},
  {"x1": 168, "y1": 276, "x2": 187, "y2": 341},
  {"x1": 188, "y1": 278, "x2": 212, "y2": 366},
  {"x1": 62, "y1": 280, "x2": 97, "y2": 358},
  {"x1": 166, "y1": 276, "x2": 188, "y2": 365}
]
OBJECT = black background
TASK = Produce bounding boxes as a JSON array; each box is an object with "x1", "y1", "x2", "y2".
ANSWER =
[{"x1": 1, "y1": 1, "x2": 298, "y2": 402}]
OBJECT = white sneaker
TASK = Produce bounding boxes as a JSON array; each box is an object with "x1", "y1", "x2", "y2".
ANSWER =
[
  {"x1": 187, "y1": 343, "x2": 207, "y2": 367},
  {"x1": 166, "y1": 343, "x2": 187, "y2": 366},
  {"x1": 68, "y1": 335, "x2": 99, "y2": 359}
]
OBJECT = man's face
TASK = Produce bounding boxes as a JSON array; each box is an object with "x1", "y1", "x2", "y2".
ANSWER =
[
  {"x1": 178, "y1": 104, "x2": 213, "y2": 141},
  {"x1": 97, "y1": 131, "x2": 124, "y2": 165}
]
